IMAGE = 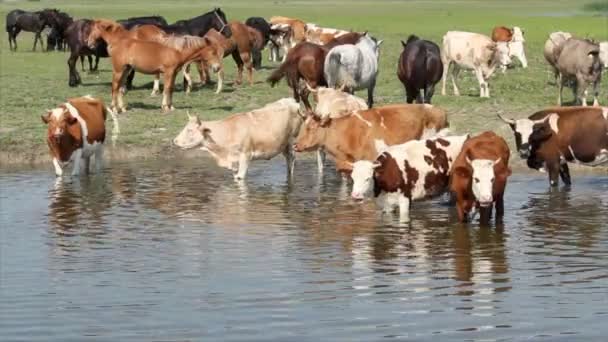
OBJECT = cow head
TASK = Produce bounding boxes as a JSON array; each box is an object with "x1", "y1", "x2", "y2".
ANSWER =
[
  {"x1": 498, "y1": 113, "x2": 553, "y2": 158},
  {"x1": 173, "y1": 112, "x2": 205, "y2": 149},
  {"x1": 494, "y1": 42, "x2": 512, "y2": 69},
  {"x1": 526, "y1": 118, "x2": 557, "y2": 170},
  {"x1": 293, "y1": 115, "x2": 326, "y2": 152},
  {"x1": 41, "y1": 106, "x2": 77, "y2": 143},
  {"x1": 456, "y1": 157, "x2": 502, "y2": 207},
  {"x1": 350, "y1": 160, "x2": 380, "y2": 200}
]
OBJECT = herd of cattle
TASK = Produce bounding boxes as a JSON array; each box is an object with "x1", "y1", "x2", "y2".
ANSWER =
[{"x1": 7, "y1": 8, "x2": 608, "y2": 225}]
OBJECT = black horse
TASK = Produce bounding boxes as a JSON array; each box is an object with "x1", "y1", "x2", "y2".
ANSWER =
[
  {"x1": 6, "y1": 8, "x2": 58, "y2": 51},
  {"x1": 116, "y1": 15, "x2": 168, "y2": 30},
  {"x1": 245, "y1": 17, "x2": 271, "y2": 69},
  {"x1": 124, "y1": 8, "x2": 232, "y2": 91},
  {"x1": 46, "y1": 10, "x2": 73, "y2": 51},
  {"x1": 65, "y1": 19, "x2": 109, "y2": 87}
]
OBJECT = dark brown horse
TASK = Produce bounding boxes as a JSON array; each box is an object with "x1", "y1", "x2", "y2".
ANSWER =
[
  {"x1": 397, "y1": 35, "x2": 443, "y2": 104},
  {"x1": 6, "y1": 8, "x2": 58, "y2": 51},
  {"x1": 267, "y1": 32, "x2": 364, "y2": 110},
  {"x1": 65, "y1": 19, "x2": 109, "y2": 87}
]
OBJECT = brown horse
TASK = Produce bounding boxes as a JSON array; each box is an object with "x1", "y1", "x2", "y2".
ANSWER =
[
  {"x1": 228, "y1": 21, "x2": 258, "y2": 86},
  {"x1": 87, "y1": 19, "x2": 209, "y2": 113},
  {"x1": 183, "y1": 28, "x2": 231, "y2": 94},
  {"x1": 267, "y1": 32, "x2": 364, "y2": 111}
]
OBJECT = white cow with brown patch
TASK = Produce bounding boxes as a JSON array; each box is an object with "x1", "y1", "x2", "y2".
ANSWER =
[
  {"x1": 350, "y1": 134, "x2": 469, "y2": 222},
  {"x1": 173, "y1": 98, "x2": 304, "y2": 180},
  {"x1": 441, "y1": 31, "x2": 511, "y2": 98},
  {"x1": 305, "y1": 24, "x2": 349, "y2": 45},
  {"x1": 41, "y1": 96, "x2": 117, "y2": 177}
]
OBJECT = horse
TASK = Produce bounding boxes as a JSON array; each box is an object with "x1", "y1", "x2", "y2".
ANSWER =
[
  {"x1": 183, "y1": 28, "x2": 233, "y2": 94},
  {"x1": 65, "y1": 19, "x2": 109, "y2": 87},
  {"x1": 397, "y1": 34, "x2": 443, "y2": 104},
  {"x1": 267, "y1": 32, "x2": 364, "y2": 110},
  {"x1": 87, "y1": 19, "x2": 211, "y2": 113},
  {"x1": 157, "y1": 8, "x2": 231, "y2": 37},
  {"x1": 324, "y1": 33, "x2": 383, "y2": 108},
  {"x1": 45, "y1": 10, "x2": 73, "y2": 51},
  {"x1": 117, "y1": 15, "x2": 168, "y2": 30},
  {"x1": 245, "y1": 17, "x2": 271, "y2": 69},
  {"x1": 6, "y1": 8, "x2": 58, "y2": 51}
]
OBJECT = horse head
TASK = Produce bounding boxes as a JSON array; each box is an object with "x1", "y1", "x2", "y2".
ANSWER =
[
  {"x1": 212, "y1": 8, "x2": 232, "y2": 38},
  {"x1": 87, "y1": 19, "x2": 121, "y2": 47}
]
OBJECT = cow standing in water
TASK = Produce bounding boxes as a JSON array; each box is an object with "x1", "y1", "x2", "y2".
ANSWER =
[
  {"x1": 41, "y1": 96, "x2": 118, "y2": 177},
  {"x1": 350, "y1": 134, "x2": 469, "y2": 222},
  {"x1": 397, "y1": 34, "x2": 443, "y2": 104},
  {"x1": 450, "y1": 132, "x2": 511, "y2": 225}
]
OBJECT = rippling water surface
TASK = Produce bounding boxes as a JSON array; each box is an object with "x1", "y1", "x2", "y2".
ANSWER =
[{"x1": 1, "y1": 158, "x2": 607, "y2": 341}]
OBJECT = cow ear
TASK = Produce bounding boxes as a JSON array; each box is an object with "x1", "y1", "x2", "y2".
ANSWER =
[
  {"x1": 376, "y1": 40, "x2": 383, "y2": 46},
  {"x1": 67, "y1": 115, "x2": 78, "y2": 125},
  {"x1": 41, "y1": 111, "x2": 51, "y2": 124},
  {"x1": 454, "y1": 166, "x2": 471, "y2": 179}
]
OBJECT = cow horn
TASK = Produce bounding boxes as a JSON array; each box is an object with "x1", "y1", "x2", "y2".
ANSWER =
[
  {"x1": 186, "y1": 110, "x2": 193, "y2": 119},
  {"x1": 305, "y1": 82, "x2": 318, "y2": 93},
  {"x1": 338, "y1": 84, "x2": 346, "y2": 92},
  {"x1": 497, "y1": 113, "x2": 515, "y2": 125},
  {"x1": 465, "y1": 156, "x2": 472, "y2": 165},
  {"x1": 493, "y1": 158, "x2": 502, "y2": 165}
]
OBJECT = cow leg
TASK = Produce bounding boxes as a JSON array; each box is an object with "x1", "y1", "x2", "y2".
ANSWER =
[
  {"x1": 283, "y1": 146, "x2": 296, "y2": 178},
  {"x1": 592, "y1": 79, "x2": 600, "y2": 106},
  {"x1": 559, "y1": 161, "x2": 571, "y2": 186},
  {"x1": 95, "y1": 146, "x2": 104, "y2": 174},
  {"x1": 52, "y1": 158, "x2": 64, "y2": 177},
  {"x1": 441, "y1": 60, "x2": 450, "y2": 95},
  {"x1": 235, "y1": 153, "x2": 250, "y2": 180},
  {"x1": 317, "y1": 149, "x2": 326, "y2": 174},
  {"x1": 495, "y1": 196, "x2": 505, "y2": 222},
  {"x1": 474, "y1": 68, "x2": 488, "y2": 98},
  {"x1": 398, "y1": 195, "x2": 411, "y2": 223},
  {"x1": 151, "y1": 74, "x2": 160, "y2": 97},
  {"x1": 479, "y1": 207, "x2": 492, "y2": 226},
  {"x1": 546, "y1": 160, "x2": 561, "y2": 187},
  {"x1": 71, "y1": 149, "x2": 83, "y2": 177},
  {"x1": 183, "y1": 63, "x2": 193, "y2": 94},
  {"x1": 83, "y1": 156, "x2": 91, "y2": 175},
  {"x1": 232, "y1": 50, "x2": 244, "y2": 85},
  {"x1": 557, "y1": 73, "x2": 563, "y2": 106},
  {"x1": 451, "y1": 64, "x2": 461, "y2": 96}
]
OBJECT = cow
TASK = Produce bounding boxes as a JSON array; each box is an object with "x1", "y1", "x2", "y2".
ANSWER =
[
  {"x1": 269, "y1": 16, "x2": 306, "y2": 45},
  {"x1": 268, "y1": 23, "x2": 292, "y2": 62},
  {"x1": 600, "y1": 42, "x2": 608, "y2": 69},
  {"x1": 173, "y1": 98, "x2": 304, "y2": 180},
  {"x1": 525, "y1": 106, "x2": 608, "y2": 187},
  {"x1": 293, "y1": 104, "x2": 449, "y2": 174},
  {"x1": 450, "y1": 131, "x2": 511, "y2": 225},
  {"x1": 555, "y1": 38, "x2": 602, "y2": 106},
  {"x1": 491, "y1": 26, "x2": 527, "y2": 70},
  {"x1": 397, "y1": 34, "x2": 443, "y2": 104},
  {"x1": 305, "y1": 23, "x2": 349, "y2": 45},
  {"x1": 350, "y1": 134, "x2": 469, "y2": 222},
  {"x1": 41, "y1": 96, "x2": 117, "y2": 177},
  {"x1": 441, "y1": 31, "x2": 511, "y2": 98},
  {"x1": 544, "y1": 31, "x2": 572, "y2": 83}
]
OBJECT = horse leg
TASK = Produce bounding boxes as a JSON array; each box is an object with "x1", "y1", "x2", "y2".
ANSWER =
[
  {"x1": 110, "y1": 70, "x2": 122, "y2": 112},
  {"x1": 183, "y1": 63, "x2": 192, "y2": 94},
  {"x1": 88, "y1": 55, "x2": 94, "y2": 72},
  {"x1": 79, "y1": 55, "x2": 85, "y2": 71},
  {"x1": 215, "y1": 68, "x2": 224, "y2": 94},
  {"x1": 424, "y1": 84, "x2": 436, "y2": 104},
  {"x1": 367, "y1": 80, "x2": 376, "y2": 108},
  {"x1": 68, "y1": 53, "x2": 80, "y2": 87},
  {"x1": 151, "y1": 74, "x2": 160, "y2": 97},
  {"x1": 7, "y1": 31, "x2": 14, "y2": 51},
  {"x1": 240, "y1": 52, "x2": 254, "y2": 86},
  {"x1": 93, "y1": 55, "x2": 100, "y2": 71},
  {"x1": 123, "y1": 69, "x2": 135, "y2": 92},
  {"x1": 231, "y1": 50, "x2": 244, "y2": 85},
  {"x1": 162, "y1": 70, "x2": 177, "y2": 112}
]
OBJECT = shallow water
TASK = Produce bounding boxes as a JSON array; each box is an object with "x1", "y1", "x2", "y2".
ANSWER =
[{"x1": 1, "y1": 157, "x2": 607, "y2": 341}]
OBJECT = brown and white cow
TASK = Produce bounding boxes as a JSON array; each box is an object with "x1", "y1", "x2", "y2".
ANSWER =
[
  {"x1": 173, "y1": 98, "x2": 304, "y2": 180},
  {"x1": 491, "y1": 26, "x2": 513, "y2": 42},
  {"x1": 268, "y1": 16, "x2": 306, "y2": 62},
  {"x1": 525, "y1": 106, "x2": 608, "y2": 186},
  {"x1": 450, "y1": 131, "x2": 511, "y2": 224},
  {"x1": 268, "y1": 23, "x2": 292, "y2": 62},
  {"x1": 491, "y1": 26, "x2": 527, "y2": 71},
  {"x1": 441, "y1": 31, "x2": 511, "y2": 97},
  {"x1": 305, "y1": 23, "x2": 349, "y2": 45},
  {"x1": 269, "y1": 16, "x2": 306, "y2": 44},
  {"x1": 499, "y1": 106, "x2": 608, "y2": 186},
  {"x1": 350, "y1": 134, "x2": 469, "y2": 222},
  {"x1": 41, "y1": 96, "x2": 116, "y2": 177},
  {"x1": 293, "y1": 104, "x2": 449, "y2": 174}
]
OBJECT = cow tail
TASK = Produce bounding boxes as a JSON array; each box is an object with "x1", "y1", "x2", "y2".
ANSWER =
[{"x1": 105, "y1": 106, "x2": 120, "y2": 146}]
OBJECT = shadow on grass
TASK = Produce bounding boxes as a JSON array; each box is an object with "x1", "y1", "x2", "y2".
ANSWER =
[
  {"x1": 128, "y1": 102, "x2": 163, "y2": 110},
  {"x1": 80, "y1": 81, "x2": 112, "y2": 87},
  {"x1": 208, "y1": 105, "x2": 235, "y2": 111}
]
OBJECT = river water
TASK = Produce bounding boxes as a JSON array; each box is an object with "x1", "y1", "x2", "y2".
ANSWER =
[{"x1": 1, "y1": 157, "x2": 607, "y2": 341}]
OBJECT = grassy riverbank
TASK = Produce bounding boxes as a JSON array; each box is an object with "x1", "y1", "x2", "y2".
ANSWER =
[{"x1": 0, "y1": 0, "x2": 606, "y2": 166}]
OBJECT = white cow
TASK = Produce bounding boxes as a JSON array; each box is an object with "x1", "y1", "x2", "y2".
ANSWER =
[
  {"x1": 173, "y1": 98, "x2": 304, "y2": 180},
  {"x1": 441, "y1": 31, "x2": 511, "y2": 98}
]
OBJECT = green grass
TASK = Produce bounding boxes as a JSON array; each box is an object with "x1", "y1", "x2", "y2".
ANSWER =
[{"x1": 0, "y1": 0, "x2": 606, "y2": 165}]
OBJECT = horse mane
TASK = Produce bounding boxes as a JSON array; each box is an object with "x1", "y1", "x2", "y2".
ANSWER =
[
  {"x1": 406, "y1": 34, "x2": 419, "y2": 44},
  {"x1": 154, "y1": 34, "x2": 208, "y2": 50}
]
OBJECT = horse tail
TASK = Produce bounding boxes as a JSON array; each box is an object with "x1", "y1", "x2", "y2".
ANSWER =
[
  {"x1": 326, "y1": 52, "x2": 356, "y2": 90},
  {"x1": 267, "y1": 59, "x2": 290, "y2": 86}
]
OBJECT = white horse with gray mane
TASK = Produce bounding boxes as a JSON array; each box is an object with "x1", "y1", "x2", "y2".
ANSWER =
[{"x1": 323, "y1": 32, "x2": 383, "y2": 108}]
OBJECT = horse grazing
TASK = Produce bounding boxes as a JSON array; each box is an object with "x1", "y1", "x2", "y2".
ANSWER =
[
  {"x1": 87, "y1": 19, "x2": 210, "y2": 113},
  {"x1": 6, "y1": 8, "x2": 57, "y2": 51},
  {"x1": 267, "y1": 32, "x2": 364, "y2": 110},
  {"x1": 158, "y1": 8, "x2": 231, "y2": 37},
  {"x1": 65, "y1": 19, "x2": 109, "y2": 87},
  {"x1": 324, "y1": 33, "x2": 383, "y2": 108},
  {"x1": 117, "y1": 15, "x2": 168, "y2": 30},
  {"x1": 245, "y1": 17, "x2": 271, "y2": 69},
  {"x1": 397, "y1": 35, "x2": 443, "y2": 104}
]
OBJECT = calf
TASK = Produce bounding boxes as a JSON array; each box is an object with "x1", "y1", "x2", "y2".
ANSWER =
[
  {"x1": 293, "y1": 104, "x2": 449, "y2": 174},
  {"x1": 350, "y1": 134, "x2": 469, "y2": 222},
  {"x1": 41, "y1": 96, "x2": 114, "y2": 177},
  {"x1": 397, "y1": 34, "x2": 443, "y2": 104},
  {"x1": 173, "y1": 98, "x2": 304, "y2": 180},
  {"x1": 525, "y1": 106, "x2": 608, "y2": 186},
  {"x1": 441, "y1": 31, "x2": 511, "y2": 97},
  {"x1": 555, "y1": 38, "x2": 603, "y2": 106},
  {"x1": 450, "y1": 132, "x2": 511, "y2": 224}
]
